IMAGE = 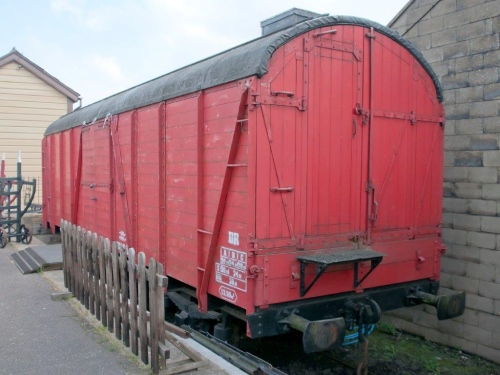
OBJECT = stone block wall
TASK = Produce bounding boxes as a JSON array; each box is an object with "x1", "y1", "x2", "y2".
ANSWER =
[{"x1": 387, "y1": 0, "x2": 500, "y2": 363}]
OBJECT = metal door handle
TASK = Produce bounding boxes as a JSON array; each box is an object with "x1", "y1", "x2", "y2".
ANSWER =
[{"x1": 270, "y1": 186, "x2": 293, "y2": 193}]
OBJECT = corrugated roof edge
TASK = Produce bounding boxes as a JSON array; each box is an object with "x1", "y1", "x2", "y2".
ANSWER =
[{"x1": 45, "y1": 15, "x2": 442, "y2": 136}]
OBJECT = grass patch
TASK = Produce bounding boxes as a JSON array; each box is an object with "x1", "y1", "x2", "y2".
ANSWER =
[{"x1": 369, "y1": 324, "x2": 500, "y2": 375}]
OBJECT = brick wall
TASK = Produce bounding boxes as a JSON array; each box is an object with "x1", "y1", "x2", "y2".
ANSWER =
[{"x1": 386, "y1": 0, "x2": 500, "y2": 363}]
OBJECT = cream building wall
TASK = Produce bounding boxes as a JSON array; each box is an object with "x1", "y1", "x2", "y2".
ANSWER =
[{"x1": 0, "y1": 50, "x2": 78, "y2": 206}]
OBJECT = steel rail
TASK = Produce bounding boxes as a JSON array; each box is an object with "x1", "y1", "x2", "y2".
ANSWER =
[{"x1": 182, "y1": 326, "x2": 288, "y2": 375}]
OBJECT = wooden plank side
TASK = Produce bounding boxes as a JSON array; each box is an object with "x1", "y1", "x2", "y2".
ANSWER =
[
  {"x1": 0, "y1": 98, "x2": 67, "y2": 110},
  {"x1": 136, "y1": 107, "x2": 160, "y2": 261}
]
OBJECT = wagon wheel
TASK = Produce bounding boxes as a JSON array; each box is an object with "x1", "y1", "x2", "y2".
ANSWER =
[
  {"x1": 19, "y1": 224, "x2": 33, "y2": 245},
  {"x1": 0, "y1": 227, "x2": 7, "y2": 248}
]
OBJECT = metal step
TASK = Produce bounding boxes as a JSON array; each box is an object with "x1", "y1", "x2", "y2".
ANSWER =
[
  {"x1": 10, "y1": 244, "x2": 63, "y2": 274},
  {"x1": 297, "y1": 248, "x2": 385, "y2": 296}
]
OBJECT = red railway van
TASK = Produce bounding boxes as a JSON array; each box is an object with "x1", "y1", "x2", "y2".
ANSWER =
[{"x1": 43, "y1": 12, "x2": 464, "y2": 352}]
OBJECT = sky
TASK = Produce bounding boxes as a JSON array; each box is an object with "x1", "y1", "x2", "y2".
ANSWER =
[{"x1": 1, "y1": 0, "x2": 410, "y2": 106}]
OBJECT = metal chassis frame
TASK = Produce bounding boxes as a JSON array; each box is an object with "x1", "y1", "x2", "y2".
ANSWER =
[{"x1": 246, "y1": 279, "x2": 439, "y2": 339}]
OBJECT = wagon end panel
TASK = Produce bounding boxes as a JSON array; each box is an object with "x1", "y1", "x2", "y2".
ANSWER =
[
  {"x1": 369, "y1": 32, "x2": 445, "y2": 236},
  {"x1": 254, "y1": 41, "x2": 306, "y2": 242},
  {"x1": 254, "y1": 24, "x2": 370, "y2": 249},
  {"x1": 251, "y1": 26, "x2": 370, "y2": 306},
  {"x1": 367, "y1": 31, "x2": 445, "y2": 285},
  {"x1": 304, "y1": 25, "x2": 369, "y2": 239},
  {"x1": 251, "y1": 25, "x2": 445, "y2": 307}
]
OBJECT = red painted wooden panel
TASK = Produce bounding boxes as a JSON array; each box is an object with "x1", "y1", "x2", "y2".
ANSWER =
[
  {"x1": 52, "y1": 133, "x2": 61, "y2": 226},
  {"x1": 135, "y1": 105, "x2": 161, "y2": 260},
  {"x1": 41, "y1": 138, "x2": 48, "y2": 226},
  {"x1": 370, "y1": 33, "x2": 443, "y2": 234},
  {"x1": 42, "y1": 22, "x2": 444, "y2": 315},
  {"x1": 112, "y1": 111, "x2": 132, "y2": 245},
  {"x1": 250, "y1": 25, "x2": 443, "y2": 307}
]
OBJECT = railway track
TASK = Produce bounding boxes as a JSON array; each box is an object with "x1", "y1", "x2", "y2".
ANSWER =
[
  {"x1": 182, "y1": 327, "x2": 287, "y2": 375},
  {"x1": 178, "y1": 323, "x2": 371, "y2": 375}
]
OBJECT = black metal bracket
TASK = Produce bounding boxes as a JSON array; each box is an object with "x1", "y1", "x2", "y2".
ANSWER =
[
  {"x1": 299, "y1": 262, "x2": 328, "y2": 297},
  {"x1": 297, "y1": 249, "x2": 385, "y2": 297},
  {"x1": 353, "y1": 258, "x2": 383, "y2": 287}
]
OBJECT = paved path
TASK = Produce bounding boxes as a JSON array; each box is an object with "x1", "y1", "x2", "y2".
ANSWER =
[
  {"x1": 0, "y1": 239, "x2": 145, "y2": 375},
  {"x1": 1, "y1": 238, "x2": 244, "y2": 375}
]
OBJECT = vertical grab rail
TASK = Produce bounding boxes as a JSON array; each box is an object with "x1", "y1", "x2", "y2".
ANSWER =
[{"x1": 365, "y1": 27, "x2": 376, "y2": 243}]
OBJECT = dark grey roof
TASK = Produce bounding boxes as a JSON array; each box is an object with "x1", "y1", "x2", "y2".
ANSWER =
[{"x1": 45, "y1": 15, "x2": 443, "y2": 136}]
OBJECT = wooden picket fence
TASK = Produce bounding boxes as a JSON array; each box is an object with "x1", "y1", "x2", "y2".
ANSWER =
[{"x1": 60, "y1": 220, "x2": 169, "y2": 374}]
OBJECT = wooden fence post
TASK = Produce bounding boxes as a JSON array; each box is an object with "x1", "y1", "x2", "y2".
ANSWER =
[
  {"x1": 149, "y1": 258, "x2": 159, "y2": 373},
  {"x1": 61, "y1": 220, "x2": 68, "y2": 289},
  {"x1": 92, "y1": 233, "x2": 99, "y2": 320},
  {"x1": 59, "y1": 226, "x2": 175, "y2": 375},
  {"x1": 76, "y1": 226, "x2": 83, "y2": 303},
  {"x1": 120, "y1": 244, "x2": 130, "y2": 347},
  {"x1": 98, "y1": 236, "x2": 106, "y2": 326},
  {"x1": 157, "y1": 262, "x2": 167, "y2": 369},
  {"x1": 105, "y1": 239, "x2": 114, "y2": 332},
  {"x1": 79, "y1": 227, "x2": 85, "y2": 304},
  {"x1": 82, "y1": 229, "x2": 89, "y2": 309},
  {"x1": 128, "y1": 248, "x2": 138, "y2": 356},
  {"x1": 112, "y1": 242, "x2": 121, "y2": 340},
  {"x1": 70, "y1": 225, "x2": 77, "y2": 295},
  {"x1": 87, "y1": 231, "x2": 95, "y2": 315},
  {"x1": 138, "y1": 252, "x2": 148, "y2": 365}
]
